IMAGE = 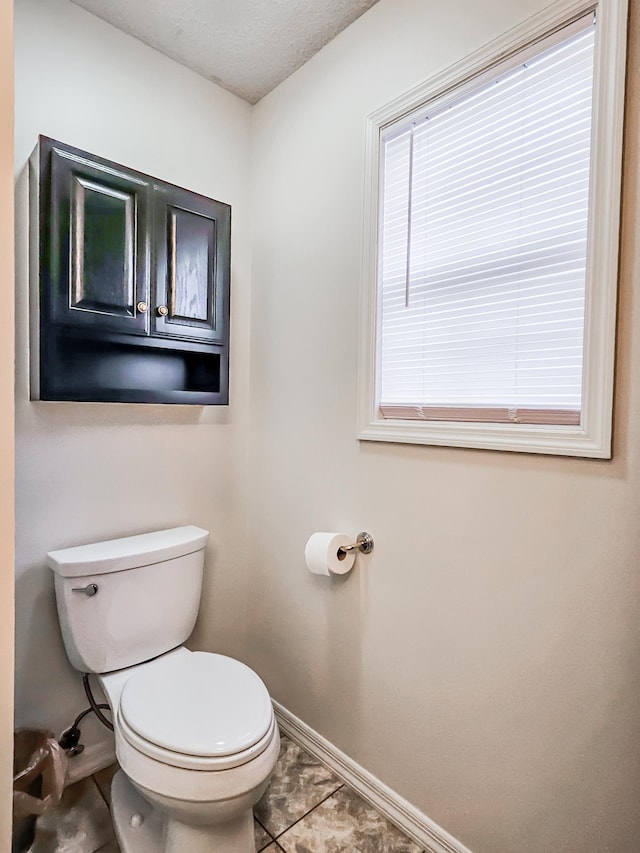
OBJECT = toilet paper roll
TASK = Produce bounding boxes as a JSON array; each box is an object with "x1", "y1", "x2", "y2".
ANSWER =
[{"x1": 304, "y1": 532, "x2": 356, "y2": 576}]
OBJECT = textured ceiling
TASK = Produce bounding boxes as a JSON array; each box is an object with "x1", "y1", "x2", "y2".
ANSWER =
[{"x1": 70, "y1": 0, "x2": 380, "y2": 103}]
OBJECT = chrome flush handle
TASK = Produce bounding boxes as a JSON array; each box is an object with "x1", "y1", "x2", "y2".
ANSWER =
[{"x1": 72, "y1": 583, "x2": 99, "y2": 596}]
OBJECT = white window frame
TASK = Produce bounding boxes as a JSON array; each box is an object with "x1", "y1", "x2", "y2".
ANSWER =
[{"x1": 357, "y1": 0, "x2": 628, "y2": 458}]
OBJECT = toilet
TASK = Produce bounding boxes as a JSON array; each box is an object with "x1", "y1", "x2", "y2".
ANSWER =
[{"x1": 47, "y1": 526, "x2": 279, "y2": 853}]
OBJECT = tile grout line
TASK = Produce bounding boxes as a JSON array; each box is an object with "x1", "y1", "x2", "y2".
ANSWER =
[
  {"x1": 272, "y1": 782, "x2": 425, "y2": 852},
  {"x1": 273, "y1": 783, "x2": 344, "y2": 841},
  {"x1": 255, "y1": 813, "x2": 276, "y2": 851},
  {"x1": 91, "y1": 774, "x2": 111, "y2": 811},
  {"x1": 90, "y1": 774, "x2": 119, "y2": 853}
]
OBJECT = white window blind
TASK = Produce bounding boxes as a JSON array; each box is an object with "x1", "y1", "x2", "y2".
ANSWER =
[{"x1": 378, "y1": 16, "x2": 596, "y2": 426}]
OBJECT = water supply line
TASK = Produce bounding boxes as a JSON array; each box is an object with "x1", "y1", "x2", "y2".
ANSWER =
[{"x1": 82, "y1": 673, "x2": 114, "y2": 731}]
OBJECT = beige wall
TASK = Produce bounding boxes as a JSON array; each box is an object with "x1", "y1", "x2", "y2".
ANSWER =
[
  {"x1": 1, "y1": 0, "x2": 14, "y2": 845},
  {"x1": 13, "y1": 0, "x2": 252, "y2": 768},
  {"x1": 247, "y1": 1, "x2": 640, "y2": 851}
]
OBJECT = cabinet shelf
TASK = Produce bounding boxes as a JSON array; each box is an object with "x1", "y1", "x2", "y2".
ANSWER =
[{"x1": 39, "y1": 333, "x2": 226, "y2": 405}]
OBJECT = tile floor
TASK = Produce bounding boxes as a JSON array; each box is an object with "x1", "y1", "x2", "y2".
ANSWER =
[{"x1": 28, "y1": 734, "x2": 424, "y2": 852}]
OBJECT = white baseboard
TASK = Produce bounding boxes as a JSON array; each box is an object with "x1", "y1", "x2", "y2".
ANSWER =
[
  {"x1": 65, "y1": 739, "x2": 116, "y2": 786},
  {"x1": 273, "y1": 702, "x2": 473, "y2": 853}
]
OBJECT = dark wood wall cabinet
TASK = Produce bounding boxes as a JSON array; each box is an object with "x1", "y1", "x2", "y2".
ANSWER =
[{"x1": 31, "y1": 136, "x2": 231, "y2": 404}]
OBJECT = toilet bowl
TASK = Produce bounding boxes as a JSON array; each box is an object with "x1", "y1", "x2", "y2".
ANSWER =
[
  {"x1": 47, "y1": 526, "x2": 279, "y2": 853},
  {"x1": 101, "y1": 646, "x2": 279, "y2": 853}
]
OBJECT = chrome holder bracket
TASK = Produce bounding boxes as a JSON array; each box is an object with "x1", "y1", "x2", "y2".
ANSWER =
[{"x1": 338, "y1": 531, "x2": 374, "y2": 556}]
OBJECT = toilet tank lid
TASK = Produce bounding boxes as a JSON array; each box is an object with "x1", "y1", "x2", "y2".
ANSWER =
[{"x1": 46, "y1": 526, "x2": 209, "y2": 578}]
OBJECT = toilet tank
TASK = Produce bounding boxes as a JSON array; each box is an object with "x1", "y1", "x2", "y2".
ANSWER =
[{"x1": 47, "y1": 526, "x2": 209, "y2": 674}]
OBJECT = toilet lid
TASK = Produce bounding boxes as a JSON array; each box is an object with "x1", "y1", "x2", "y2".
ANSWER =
[{"x1": 119, "y1": 652, "x2": 273, "y2": 758}]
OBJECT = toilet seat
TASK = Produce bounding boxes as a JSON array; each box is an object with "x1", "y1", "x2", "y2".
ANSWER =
[
  {"x1": 118, "y1": 651, "x2": 275, "y2": 771},
  {"x1": 118, "y1": 711, "x2": 277, "y2": 771}
]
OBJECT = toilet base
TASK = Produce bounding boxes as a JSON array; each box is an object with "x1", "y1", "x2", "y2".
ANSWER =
[
  {"x1": 111, "y1": 770, "x2": 163, "y2": 853},
  {"x1": 111, "y1": 769, "x2": 257, "y2": 853}
]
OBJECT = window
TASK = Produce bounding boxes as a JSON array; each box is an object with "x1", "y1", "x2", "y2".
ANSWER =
[{"x1": 358, "y1": 0, "x2": 627, "y2": 457}]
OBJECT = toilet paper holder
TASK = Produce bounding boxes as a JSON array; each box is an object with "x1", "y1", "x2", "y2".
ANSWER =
[{"x1": 337, "y1": 532, "x2": 374, "y2": 557}]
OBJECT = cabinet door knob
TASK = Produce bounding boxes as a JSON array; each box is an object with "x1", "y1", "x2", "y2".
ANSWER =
[
  {"x1": 157, "y1": 305, "x2": 169, "y2": 317},
  {"x1": 136, "y1": 301, "x2": 148, "y2": 313}
]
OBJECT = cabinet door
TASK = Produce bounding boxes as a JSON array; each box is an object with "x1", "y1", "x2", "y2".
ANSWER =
[
  {"x1": 153, "y1": 184, "x2": 230, "y2": 343},
  {"x1": 43, "y1": 139, "x2": 150, "y2": 334}
]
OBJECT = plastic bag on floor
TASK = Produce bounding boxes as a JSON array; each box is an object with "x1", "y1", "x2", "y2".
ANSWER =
[{"x1": 12, "y1": 729, "x2": 67, "y2": 853}]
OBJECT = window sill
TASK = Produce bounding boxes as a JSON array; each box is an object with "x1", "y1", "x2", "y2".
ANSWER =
[{"x1": 358, "y1": 417, "x2": 611, "y2": 458}]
